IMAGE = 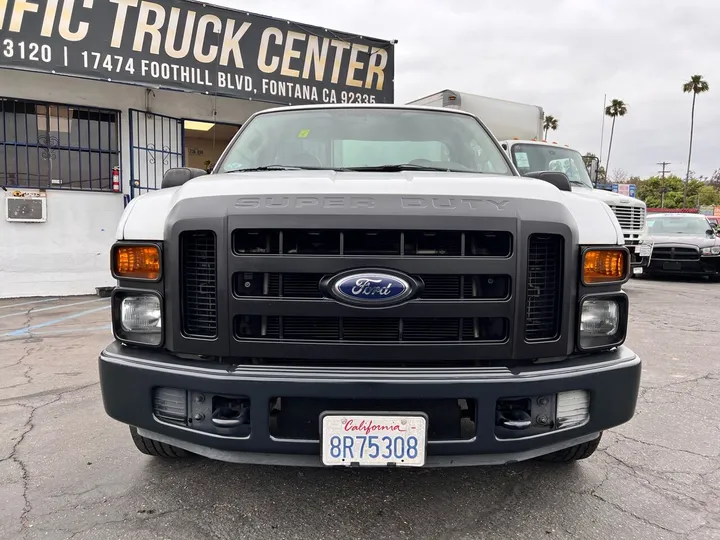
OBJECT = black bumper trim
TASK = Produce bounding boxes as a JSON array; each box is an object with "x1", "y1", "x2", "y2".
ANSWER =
[
  {"x1": 136, "y1": 427, "x2": 601, "y2": 467},
  {"x1": 99, "y1": 341, "x2": 641, "y2": 463}
]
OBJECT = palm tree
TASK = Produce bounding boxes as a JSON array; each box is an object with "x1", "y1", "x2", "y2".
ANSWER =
[
  {"x1": 682, "y1": 75, "x2": 710, "y2": 205},
  {"x1": 543, "y1": 115, "x2": 558, "y2": 140},
  {"x1": 604, "y1": 99, "x2": 628, "y2": 174}
]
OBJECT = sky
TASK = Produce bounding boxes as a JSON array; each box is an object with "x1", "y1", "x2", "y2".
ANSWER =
[{"x1": 211, "y1": 0, "x2": 719, "y2": 180}]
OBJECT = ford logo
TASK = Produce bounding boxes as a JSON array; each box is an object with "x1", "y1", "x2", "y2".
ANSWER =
[{"x1": 325, "y1": 270, "x2": 419, "y2": 307}]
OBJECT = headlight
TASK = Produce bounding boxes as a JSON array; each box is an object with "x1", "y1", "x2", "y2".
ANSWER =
[
  {"x1": 113, "y1": 292, "x2": 163, "y2": 346},
  {"x1": 701, "y1": 246, "x2": 720, "y2": 256},
  {"x1": 578, "y1": 296, "x2": 627, "y2": 351}
]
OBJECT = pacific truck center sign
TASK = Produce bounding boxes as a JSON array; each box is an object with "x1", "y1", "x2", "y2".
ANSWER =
[{"x1": 0, "y1": 0, "x2": 395, "y2": 105}]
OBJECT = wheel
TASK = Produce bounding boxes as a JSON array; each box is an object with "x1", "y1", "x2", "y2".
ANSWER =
[
  {"x1": 536, "y1": 433, "x2": 602, "y2": 463},
  {"x1": 129, "y1": 426, "x2": 192, "y2": 458}
]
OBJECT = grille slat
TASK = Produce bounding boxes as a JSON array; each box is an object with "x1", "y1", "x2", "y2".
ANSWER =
[
  {"x1": 525, "y1": 234, "x2": 563, "y2": 341},
  {"x1": 181, "y1": 231, "x2": 218, "y2": 337},
  {"x1": 233, "y1": 229, "x2": 512, "y2": 257},
  {"x1": 233, "y1": 272, "x2": 509, "y2": 300},
  {"x1": 235, "y1": 316, "x2": 508, "y2": 343},
  {"x1": 609, "y1": 205, "x2": 646, "y2": 231}
]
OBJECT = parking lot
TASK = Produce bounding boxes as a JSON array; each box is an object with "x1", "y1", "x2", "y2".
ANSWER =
[{"x1": 1, "y1": 278, "x2": 719, "y2": 540}]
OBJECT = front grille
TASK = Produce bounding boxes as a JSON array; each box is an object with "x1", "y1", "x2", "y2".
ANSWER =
[
  {"x1": 651, "y1": 246, "x2": 699, "y2": 261},
  {"x1": 180, "y1": 231, "x2": 218, "y2": 337},
  {"x1": 233, "y1": 229, "x2": 513, "y2": 257},
  {"x1": 235, "y1": 316, "x2": 508, "y2": 343},
  {"x1": 525, "y1": 234, "x2": 563, "y2": 341},
  {"x1": 176, "y1": 224, "x2": 570, "y2": 360},
  {"x1": 609, "y1": 205, "x2": 645, "y2": 231},
  {"x1": 234, "y1": 272, "x2": 510, "y2": 300}
]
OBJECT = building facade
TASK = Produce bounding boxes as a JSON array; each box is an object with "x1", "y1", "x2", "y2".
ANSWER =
[{"x1": 0, "y1": 0, "x2": 395, "y2": 298}]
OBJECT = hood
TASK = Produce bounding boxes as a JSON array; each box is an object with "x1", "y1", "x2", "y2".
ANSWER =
[
  {"x1": 117, "y1": 170, "x2": 622, "y2": 245},
  {"x1": 570, "y1": 186, "x2": 645, "y2": 207},
  {"x1": 648, "y1": 234, "x2": 719, "y2": 247}
]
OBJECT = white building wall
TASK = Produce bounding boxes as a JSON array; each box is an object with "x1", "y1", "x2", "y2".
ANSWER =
[{"x1": 0, "y1": 70, "x2": 270, "y2": 298}]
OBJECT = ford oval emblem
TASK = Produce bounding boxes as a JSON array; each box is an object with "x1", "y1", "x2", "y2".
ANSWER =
[{"x1": 326, "y1": 270, "x2": 418, "y2": 307}]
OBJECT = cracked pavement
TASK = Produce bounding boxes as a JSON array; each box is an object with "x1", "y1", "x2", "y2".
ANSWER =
[{"x1": 0, "y1": 280, "x2": 719, "y2": 540}]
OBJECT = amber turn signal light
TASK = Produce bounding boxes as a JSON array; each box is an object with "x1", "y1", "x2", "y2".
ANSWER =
[
  {"x1": 113, "y1": 245, "x2": 161, "y2": 280},
  {"x1": 582, "y1": 249, "x2": 627, "y2": 284}
]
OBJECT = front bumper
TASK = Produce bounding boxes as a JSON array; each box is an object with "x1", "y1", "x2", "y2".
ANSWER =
[
  {"x1": 647, "y1": 258, "x2": 720, "y2": 276},
  {"x1": 99, "y1": 342, "x2": 641, "y2": 467}
]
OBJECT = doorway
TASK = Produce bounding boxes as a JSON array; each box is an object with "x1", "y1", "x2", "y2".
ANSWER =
[
  {"x1": 128, "y1": 109, "x2": 240, "y2": 199},
  {"x1": 182, "y1": 119, "x2": 240, "y2": 174}
]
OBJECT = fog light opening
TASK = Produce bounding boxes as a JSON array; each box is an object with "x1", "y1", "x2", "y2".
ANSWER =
[
  {"x1": 152, "y1": 387, "x2": 187, "y2": 425},
  {"x1": 556, "y1": 390, "x2": 590, "y2": 429}
]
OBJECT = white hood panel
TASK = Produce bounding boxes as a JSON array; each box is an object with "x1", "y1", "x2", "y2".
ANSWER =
[{"x1": 118, "y1": 171, "x2": 621, "y2": 245}]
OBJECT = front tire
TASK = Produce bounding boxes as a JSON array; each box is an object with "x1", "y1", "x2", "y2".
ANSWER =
[
  {"x1": 536, "y1": 433, "x2": 602, "y2": 463},
  {"x1": 129, "y1": 426, "x2": 192, "y2": 458}
]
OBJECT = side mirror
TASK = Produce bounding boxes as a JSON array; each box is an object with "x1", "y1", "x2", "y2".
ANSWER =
[
  {"x1": 523, "y1": 171, "x2": 572, "y2": 192},
  {"x1": 707, "y1": 229, "x2": 716, "y2": 238},
  {"x1": 162, "y1": 167, "x2": 207, "y2": 189}
]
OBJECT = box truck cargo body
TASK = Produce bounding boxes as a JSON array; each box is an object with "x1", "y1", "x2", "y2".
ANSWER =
[{"x1": 407, "y1": 90, "x2": 544, "y2": 142}]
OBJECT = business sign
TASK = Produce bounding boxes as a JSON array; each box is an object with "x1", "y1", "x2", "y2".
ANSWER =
[
  {"x1": 0, "y1": 0, "x2": 395, "y2": 106},
  {"x1": 628, "y1": 184, "x2": 636, "y2": 198}
]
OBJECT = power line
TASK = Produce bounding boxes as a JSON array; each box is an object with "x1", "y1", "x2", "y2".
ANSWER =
[{"x1": 657, "y1": 161, "x2": 671, "y2": 178}]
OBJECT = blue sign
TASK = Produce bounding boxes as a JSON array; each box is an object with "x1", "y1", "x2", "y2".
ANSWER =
[
  {"x1": 329, "y1": 271, "x2": 415, "y2": 307},
  {"x1": 612, "y1": 183, "x2": 619, "y2": 193},
  {"x1": 629, "y1": 184, "x2": 636, "y2": 198}
]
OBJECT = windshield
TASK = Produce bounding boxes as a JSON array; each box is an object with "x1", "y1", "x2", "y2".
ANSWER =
[
  {"x1": 510, "y1": 144, "x2": 594, "y2": 188},
  {"x1": 215, "y1": 108, "x2": 513, "y2": 175},
  {"x1": 647, "y1": 215, "x2": 712, "y2": 236}
]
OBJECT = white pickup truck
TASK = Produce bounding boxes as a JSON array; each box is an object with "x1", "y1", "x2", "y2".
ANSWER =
[
  {"x1": 406, "y1": 90, "x2": 652, "y2": 271},
  {"x1": 100, "y1": 103, "x2": 641, "y2": 468}
]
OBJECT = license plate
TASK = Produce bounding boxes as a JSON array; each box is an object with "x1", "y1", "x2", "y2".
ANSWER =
[
  {"x1": 633, "y1": 267, "x2": 643, "y2": 275},
  {"x1": 663, "y1": 261, "x2": 681, "y2": 271},
  {"x1": 639, "y1": 244, "x2": 653, "y2": 257},
  {"x1": 321, "y1": 414, "x2": 427, "y2": 467}
]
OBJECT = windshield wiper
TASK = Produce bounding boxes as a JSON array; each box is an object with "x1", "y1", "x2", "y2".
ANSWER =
[
  {"x1": 223, "y1": 165, "x2": 329, "y2": 173},
  {"x1": 338, "y1": 164, "x2": 474, "y2": 173}
]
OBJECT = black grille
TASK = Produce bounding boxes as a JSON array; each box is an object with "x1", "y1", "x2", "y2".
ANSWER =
[
  {"x1": 235, "y1": 316, "x2": 508, "y2": 343},
  {"x1": 651, "y1": 246, "x2": 699, "y2": 261},
  {"x1": 180, "y1": 231, "x2": 218, "y2": 337},
  {"x1": 234, "y1": 272, "x2": 510, "y2": 300},
  {"x1": 233, "y1": 229, "x2": 513, "y2": 257},
  {"x1": 525, "y1": 234, "x2": 563, "y2": 341}
]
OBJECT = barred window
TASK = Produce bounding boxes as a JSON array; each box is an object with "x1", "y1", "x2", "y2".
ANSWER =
[{"x1": 0, "y1": 98, "x2": 120, "y2": 192}]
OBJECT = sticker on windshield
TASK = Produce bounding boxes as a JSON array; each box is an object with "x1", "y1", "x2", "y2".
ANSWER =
[
  {"x1": 298, "y1": 129, "x2": 311, "y2": 138},
  {"x1": 514, "y1": 152, "x2": 530, "y2": 168},
  {"x1": 223, "y1": 162, "x2": 243, "y2": 170}
]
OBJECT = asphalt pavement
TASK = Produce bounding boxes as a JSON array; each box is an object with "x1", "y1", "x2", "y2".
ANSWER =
[{"x1": 1, "y1": 278, "x2": 719, "y2": 540}]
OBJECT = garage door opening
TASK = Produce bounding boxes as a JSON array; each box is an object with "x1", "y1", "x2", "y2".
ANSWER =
[{"x1": 183, "y1": 120, "x2": 240, "y2": 174}]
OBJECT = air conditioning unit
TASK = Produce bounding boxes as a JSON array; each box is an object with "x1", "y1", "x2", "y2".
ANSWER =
[{"x1": 5, "y1": 195, "x2": 47, "y2": 223}]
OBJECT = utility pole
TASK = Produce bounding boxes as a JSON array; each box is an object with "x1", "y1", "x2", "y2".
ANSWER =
[
  {"x1": 599, "y1": 94, "x2": 607, "y2": 163},
  {"x1": 657, "y1": 161, "x2": 671, "y2": 207},
  {"x1": 657, "y1": 161, "x2": 671, "y2": 178}
]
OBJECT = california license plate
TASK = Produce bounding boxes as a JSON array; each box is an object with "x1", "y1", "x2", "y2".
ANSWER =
[
  {"x1": 638, "y1": 244, "x2": 653, "y2": 257},
  {"x1": 321, "y1": 414, "x2": 427, "y2": 467}
]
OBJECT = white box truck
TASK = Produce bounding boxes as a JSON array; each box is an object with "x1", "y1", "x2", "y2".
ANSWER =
[{"x1": 407, "y1": 90, "x2": 652, "y2": 271}]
